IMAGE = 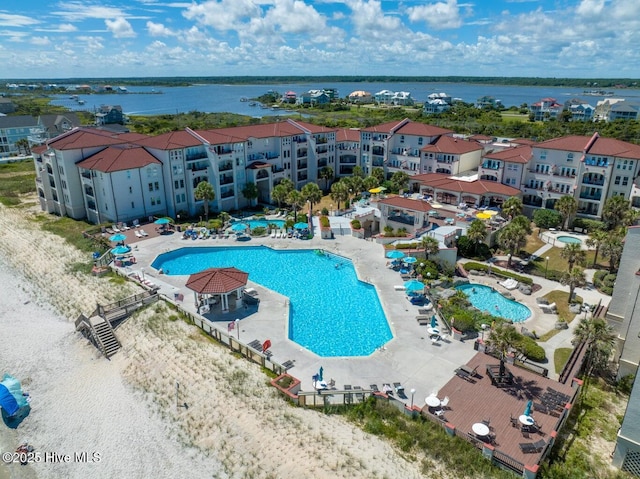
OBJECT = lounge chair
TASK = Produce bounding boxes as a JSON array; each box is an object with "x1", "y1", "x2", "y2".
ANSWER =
[
  {"x1": 370, "y1": 384, "x2": 379, "y2": 393},
  {"x1": 135, "y1": 230, "x2": 143, "y2": 238},
  {"x1": 140, "y1": 229, "x2": 149, "y2": 237},
  {"x1": 382, "y1": 383, "x2": 393, "y2": 395},
  {"x1": 281, "y1": 360, "x2": 294, "y2": 370},
  {"x1": 519, "y1": 442, "x2": 537, "y2": 454},
  {"x1": 248, "y1": 339, "x2": 262, "y2": 350},
  {"x1": 393, "y1": 382, "x2": 405, "y2": 395},
  {"x1": 275, "y1": 230, "x2": 281, "y2": 238},
  {"x1": 271, "y1": 230, "x2": 276, "y2": 238},
  {"x1": 112, "y1": 225, "x2": 121, "y2": 233},
  {"x1": 532, "y1": 439, "x2": 546, "y2": 452}
]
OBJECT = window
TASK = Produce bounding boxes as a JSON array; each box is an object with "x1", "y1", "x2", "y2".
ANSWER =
[
  {"x1": 400, "y1": 135, "x2": 404, "y2": 143},
  {"x1": 176, "y1": 194, "x2": 181, "y2": 204},
  {"x1": 567, "y1": 153, "x2": 573, "y2": 162},
  {"x1": 181, "y1": 193, "x2": 186, "y2": 203},
  {"x1": 615, "y1": 176, "x2": 621, "y2": 185},
  {"x1": 623, "y1": 177, "x2": 629, "y2": 186},
  {"x1": 127, "y1": 170, "x2": 131, "y2": 179},
  {"x1": 180, "y1": 179, "x2": 184, "y2": 188},
  {"x1": 129, "y1": 186, "x2": 132, "y2": 194},
  {"x1": 540, "y1": 151, "x2": 547, "y2": 160},
  {"x1": 154, "y1": 181, "x2": 159, "y2": 191},
  {"x1": 131, "y1": 201, "x2": 135, "y2": 208},
  {"x1": 148, "y1": 182, "x2": 153, "y2": 192},
  {"x1": 151, "y1": 197, "x2": 156, "y2": 206},
  {"x1": 418, "y1": 137, "x2": 423, "y2": 145},
  {"x1": 174, "y1": 180, "x2": 179, "y2": 189}
]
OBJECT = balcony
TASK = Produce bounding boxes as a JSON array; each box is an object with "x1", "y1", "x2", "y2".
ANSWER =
[
  {"x1": 315, "y1": 137, "x2": 328, "y2": 144},
  {"x1": 210, "y1": 146, "x2": 233, "y2": 155},
  {"x1": 81, "y1": 171, "x2": 91, "y2": 179},
  {"x1": 372, "y1": 159, "x2": 384, "y2": 167},
  {"x1": 297, "y1": 161, "x2": 308, "y2": 170},
  {"x1": 219, "y1": 176, "x2": 234, "y2": 185},
  {"x1": 293, "y1": 136, "x2": 307, "y2": 143},
  {"x1": 297, "y1": 149, "x2": 308, "y2": 157},
  {"x1": 552, "y1": 172, "x2": 576, "y2": 178},
  {"x1": 220, "y1": 190, "x2": 234, "y2": 199},
  {"x1": 84, "y1": 186, "x2": 94, "y2": 197},
  {"x1": 527, "y1": 169, "x2": 552, "y2": 175},
  {"x1": 340, "y1": 155, "x2": 357, "y2": 164},
  {"x1": 297, "y1": 172, "x2": 308, "y2": 182},
  {"x1": 579, "y1": 192, "x2": 602, "y2": 201},
  {"x1": 186, "y1": 152, "x2": 208, "y2": 161},
  {"x1": 318, "y1": 159, "x2": 328, "y2": 168},
  {"x1": 388, "y1": 214, "x2": 416, "y2": 226},
  {"x1": 87, "y1": 201, "x2": 96, "y2": 211},
  {"x1": 316, "y1": 145, "x2": 328, "y2": 154},
  {"x1": 481, "y1": 162, "x2": 501, "y2": 170},
  {"x1": 218, "y1": 162, "x2": 233, "y2": 172},
  {"x1": 582, "y1": 178, "x2": 605, "y2": 186}
]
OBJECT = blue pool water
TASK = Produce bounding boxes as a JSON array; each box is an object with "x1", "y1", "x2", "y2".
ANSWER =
[
  {"x1": 557, "y1": 235, "x2": 582, "y2": 244},
  {"x1": 151, "y1": 246, "x2": 392, "y2": 357},
  {"x1": 455, "y1": 283, "x2": 531, "y2": 323},
  {"x1": 236, "y1": 219, "x2": 285, "y2": 230}
]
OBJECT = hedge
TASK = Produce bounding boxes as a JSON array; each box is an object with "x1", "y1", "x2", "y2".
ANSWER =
[
  {"x1": 462, "y1": 262, "x2": 534, "y2": 286},
  {"x1": 517, "y1": 336, "x2": 546, "y2": 362},
  {"x1": 319, "y1": 215, "x2": 330, "y2": 228}
]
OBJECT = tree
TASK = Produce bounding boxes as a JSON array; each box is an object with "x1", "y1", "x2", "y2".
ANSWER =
[
  {"x1": 390, "y1": 171, "x2": 410, "y2": 193},
  {"x1": 533, "y1": 209, "x2": 562, "y2": 229},
  {"x1": 286, "y1": 190, "x2": 304, "y2": 222},
  {"x1": 501, "y1": 197, "x2": 523, "y2": 219},
  {"x1": 363, "y1": 175, "x2": 379, "y2": 192},
  {"x1": 600, "y1": 230, "x2": 624, "y2": 273},
  {"x1": 352, "y1": 165, "x2": 364, "y2": 178},
  {"x1": 218, "y1": 211, "x2": 230, "y2": 227},
  {"x1": 486, "y1": 323, "x2": 522, "y2": 375},
  {"x1": 510, "y1": 214, "x2": 532, "y2": 235},
  {"x1": 271, "y1": 184, "x2": 288, "y2": 209},
  {"x1": 561, "y1": 266, "x2": 586, "y2": 303},
  {"x1": 301, "y1": 182, "x2": 322, "y2": 215},
  {"x1": 194, "y1": 180, "x2": 215, "y2": 221},
  {"x1": 241, "y1": 182, "x2": 259, "y2": 207},
  {"x1": 585, "y1": 228, "x2": 608, "y2": 267},
  {"x1": 554, "y1": 195, "x2": 578, "y2": 230},
  {"x1": 319, "y1": 166, "x2": 334, "y2": 192},
  {"x1": 330, "y1": 181, "x2": 350, "y2": 211},
  {"x1": 466, "y1": 220, "x2": 487, "y2": 255},
  {"x1": 560, "y1": 242, "x2": 586, "y2": 271},
  {"x1": 572, "y1": 316, "x2": 616, "y2": 377},
  {"x1": 15, "y1": 138, "x2": 31, "y2": 156},
  {"x1": 371, "y1": 167, "x2": 385, "y2": 184},
  {"x1": 497, "y1": 222, "x2": 528, "y2": 265},
  {"x1": 421, "y1": 235, "x2": 440, "y2": 260},
  {"x1": 602, "y1": 195, "x2": 638, "y2": 230}
]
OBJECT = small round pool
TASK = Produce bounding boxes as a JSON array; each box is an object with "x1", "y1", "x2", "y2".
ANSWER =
[
  {"x1": 456, "y1": 283, "x2": 531, "y2": 323},
  {"x1": 557, "y1": 236, "x2": 582, "y2": 244}
]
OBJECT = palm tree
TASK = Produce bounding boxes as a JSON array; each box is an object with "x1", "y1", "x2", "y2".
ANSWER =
[
  {"x1": 421, "y1": 235, "x2": 440, "y2": 260},
  {"x1": 344, "y1": 175, "x2": 364, "y2": 201},
  {"x1": 501, "y1": 197, "x2": 523, "y2": 219},
  {"x1": 390, "y1": 171, "x2": 410, "y2": 193},
  {"x1": 486, "y1": 324, "x2": 521, "y2": 376},
  {"x1": 319, "y1": 166, "x2": 334, "y2": 192},
  {"x1": 585, "y1": 228, "x2": 608, "y2": 267},
  {"x1": 363, "y1": 175, "x2": 379, "y2": 192},
  {"x1": 271, "y1": 184, "x2": 288, "y2": 209},
  {"x1": 554, "y1": 195, "x2": 578, "y2": 230},
  {"x1": 330, "y1": 180, "x2": 350, "y2": 211},
  {"x1": 497, "y1": 222, "x2": 527, "y2": 266},
  {"x1": 371, "y1": 167, "x2": 385, "y2": 184},
  {"x1": 241, "y1": 182, "x2": 259, "y2": 207},
  {"x1": 301, "y1": 182, "x2": 322, "y2": 215},
  {"x1": 572, "y1": 316, "x2": 616, "y2": 377},
  {"x1": 600, "y1": 231, "x2": 624, "y2": 273},
  {"x1": 286, "y1": 190, "x2": 304, "y2": 222},
  {"x1": 561, "y1": 266, "x2": 586, "y2": 303},
  {"x1": 510, "y1": 214, "x2": 532, "y2": 235},
  {"x1": 352, "y1": 165, "x2": 364, "y2": 178},
  {"x1": 560, "y1": 242, "x2": 586, "y2": 271},
  {"x1": 466, "y1": 220, "x2": 487, "y2": 255},
  {"x1": 602, "y1": 196, "x2": 633, "y2": 230},
  {"x1": 194, "y1": 180, "x2": 215, "y2": 221},
  {"x1": 218, "y1": 211, "x2": 230, "y2": 228}
]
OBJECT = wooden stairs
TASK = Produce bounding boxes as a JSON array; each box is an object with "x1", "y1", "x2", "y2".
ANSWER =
[{"x1": 75, "y1": 290, "x2": 158, "y2": 359}]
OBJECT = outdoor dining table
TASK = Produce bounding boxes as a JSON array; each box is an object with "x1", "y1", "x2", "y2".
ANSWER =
[
  {"x1": 472, "y1": 423, "x2": 490, "y2": 437},
  {"x1": 425, "y1": 395, "x2": 441, "y2": 408},
  {"x1": 519, "y1": 415, "x2": 535, "y2": 426}
]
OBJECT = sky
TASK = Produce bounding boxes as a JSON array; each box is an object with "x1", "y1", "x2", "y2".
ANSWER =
[{"x1": 1, "y1": 0, "x2": 639, "y2": 79}]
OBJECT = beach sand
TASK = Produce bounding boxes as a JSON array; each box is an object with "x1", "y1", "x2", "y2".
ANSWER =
[{"x1": 0, "y1": 204, "x2": 434, "y2": 479}]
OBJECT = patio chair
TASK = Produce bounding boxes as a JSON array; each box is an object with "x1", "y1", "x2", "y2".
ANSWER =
[
  {"x1": 519, "y1": 443, "x2": 537, "y2": 454},
  {"x1": 354, "y1": 386, "x2": 364, "y2": 401},
  {"x1": 532, "y1": 439, "x2": 546, "y2": 452},
  {"x1": 281, "y1": 360, "x2": 294, "y2": 370},
  {"x1": 382, "y1": 383, "x2": 393, "y2": 395},
  {"x1": 393, "y1": 382, "x2": 405, "y2": 397},
  {"x1": 370, "y1": 384, "x2": 379, "y2": 393},
  {"x1": 112, "y1": 225, "x2": 121, "y2": 233},
  {"x1": 140, "y1": 229, "x2": 149, "y2": 237},
  {"x1": 440, "y1": 396, "x2": 450, "y2": 409},
  {"x1": 135, "y1": 230, "x2": 143, "y2": 238}
]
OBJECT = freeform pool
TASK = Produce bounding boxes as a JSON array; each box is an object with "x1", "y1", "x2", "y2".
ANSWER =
[
  {"x1": 456, "y1": 283, "x2": 531, "y2": 323},
  {"x1": 151, "y1": 246, "x2": 392, "y2": 357},
  {"x1": 557, "y1": 235, "x2": 582, "y2": 244},
  {"x1": 234, "y1": 219, "x2": 285, "y2": 230}
]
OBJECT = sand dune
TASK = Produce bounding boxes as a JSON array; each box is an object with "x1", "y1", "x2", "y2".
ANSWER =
[{"x1": 0, "y1": 204, "x2": 439, "y2": 479}]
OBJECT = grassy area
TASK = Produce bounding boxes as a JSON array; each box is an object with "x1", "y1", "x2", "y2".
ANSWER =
[
  {"x1": 0, "y1": 160, "x2": 36, "y2": 206},
  {"x1": 542, "y1": 290, "x2": 582, "y2": 322},
  {"x1": 32, "y1": 213, "x2": 106, "y2": 254},
  {"x1": 554, "y1": 348, "x2": 573, "y2": 375},
  {"x1": 500, "y1": 112, "x2": 530, "y2": 122}
]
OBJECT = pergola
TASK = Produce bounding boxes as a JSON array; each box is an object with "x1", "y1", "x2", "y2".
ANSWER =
[{"x1": 185, "y1": 267, "x2": 249, "y2": 313}]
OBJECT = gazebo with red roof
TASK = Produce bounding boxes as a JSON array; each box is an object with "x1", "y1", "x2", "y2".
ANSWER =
[{"x1": 185, "y1": 267, "x2": 249, "y2": 313}]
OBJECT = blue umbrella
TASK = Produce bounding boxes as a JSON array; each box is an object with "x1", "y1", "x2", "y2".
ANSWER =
[
  {"x1": 430, "y1": 315, "x2": 438, "y2": 328},
  {"x1": 404, "y1": 279, "x2": 425, "y2": 293},
  {"x1": 109, "y1": 233, "x2": 127, "y2": 242},
  {"x1": 231, "y1": 222, "x2": 248, "y2": 232},
  {"x1": 154, "y1": 217, "x2": 171, "y2": 225},
  {"x1": 294, "y1": 222, "x2": 308, "y2": 230},
  {"x1": 524, "y1": 400, "x2": 533, "y2": 417},
  {"x1": 318, "y1": 366, "x2": 323, "y2": 382},
  {"x1": 386, "y1": 250, "x2": 405, "y2": 259},
  {"x1": 404, "y1": 256, "x2": 417, "y2": 264},
  {"x1": 111, "y1": 245, "x2": 131, "y2": 255}
]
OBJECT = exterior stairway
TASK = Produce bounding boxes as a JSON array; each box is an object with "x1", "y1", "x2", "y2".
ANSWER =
[{"x1": 91, "y1": 316, "x2": 121, "y2": 358}]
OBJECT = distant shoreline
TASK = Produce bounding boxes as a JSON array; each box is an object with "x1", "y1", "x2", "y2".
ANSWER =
[{"x1": 1, "y1": 75, "x2": 638, "y2": 89}]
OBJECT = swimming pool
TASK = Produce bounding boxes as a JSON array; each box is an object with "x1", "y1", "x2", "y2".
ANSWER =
[
  {"x1": 235, "y1": 219, "x2": 285, "y2": 230},
  {"x1": 455, "y1": 283, "x2": 531, "y2": 323},
  {"x1": 151, "y1": 246, "x2": 392, "y2": 357},
  {"x1": 557, "y1": 235, "x2": 582, "y2": 244}
]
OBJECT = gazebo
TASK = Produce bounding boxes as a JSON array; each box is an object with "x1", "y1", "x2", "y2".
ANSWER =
[{"x1": 185, "y1": 267, "x2": 249, "y2": 313}]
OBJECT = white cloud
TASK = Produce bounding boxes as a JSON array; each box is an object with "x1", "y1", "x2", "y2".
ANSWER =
[
  {"x1": 0, "y1": 13, "x2": 40, "y2": 27},
  {"x1": 407, "y1": 0, "x2": 463, "y2": 30},
  {"x1": 576, "y1": 0, "x2": 605, "y2": 17},
  {"x1": 30, "y1": 36, "x2": 51, "y2": 46},
  {"x1": 105, "y1": 17, "x2": 136, "y2": 38},
  {"x1": 147, "y1": 21, "x2": 175, "y2": 36},
  {"x1": 52, "y1": 3, "x2": 128, "y2": 21},
  {"x1": 183, "y1": 0, "x2": 261, "y2": 31},
  {"x1": 346, "y1": 0, "x2": 404, "y2": 38}
]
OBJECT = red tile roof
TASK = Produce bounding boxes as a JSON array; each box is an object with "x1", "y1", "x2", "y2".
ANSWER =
[
  {"x1": 47, "y1": 127, "x2": 131, "y2": 150},
  {"x1": 412, "y1": 173, "x2": 521, "y2": 196},
  {"x1": 76, "y1": 144, "x2": 161, "y2": 172},
  {"x1": 336, "y1": 128, "x2": 361, "y2": 142},
  {"x1": 185, "y1": 267, "x2": 249, "y2": 294},
  {"x1": 537, "y1": 134, "x2": 640, "y2": 159},
  {"x1": 135, "y1": 130, "x2": 204, "y2": 150},
  {"x1": 421, "y1": 135, "x2": 483, "y2": 155},
  {"x1": 483, "y1": 145, "x2": 532, "y2": 164},
  {"x1": 31, "y1": 144, "x2": 47, "y2": 154},
  {"x1": 362, "y1": 119, "x2": 452, "y2": 137},
  {"x1": 377, "y1": 195, "x2": 434, "y2": 212}
]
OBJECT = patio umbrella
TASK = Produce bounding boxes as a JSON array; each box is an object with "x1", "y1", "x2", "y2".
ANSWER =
[
  {"x1": 485, "y1": 210, "x2": 499, "y2": 217},
  {"x1": 231, "y1": 222, "x2": 248, "y2": 232},
  {"x1": 318, "y1": 366, "x2": 323, "y2": 382},
  {"x1": 111, "y1": 245, "x2": 131, "y2": 255},
  {"x1": 386, "y1": 250, "x2": 405, "y2": 259},
  {"x1": 524, "y1": 400, "x2": 533, "y2": 417},
  {"x1": 294, "y1": 222, "x2": 308, "y2": 230},
  {"x1": 404, "y1": 279, "x2": 425, "y2": 293},
  {"x1": 476, "y1": 212, "x2": 492, "y2": 220},
  {"x1": 109, "y1": 233, "x2": 126, "y2": 242},
  {"x1": 404, "y1": 257, "x2": 417, "y2": 264},
  {"x1": 154, "y1": 217, "x2": 171, "y2": 225},
  {"x1": 369, "y1": 187, "x2": 383, "y2": 194}
]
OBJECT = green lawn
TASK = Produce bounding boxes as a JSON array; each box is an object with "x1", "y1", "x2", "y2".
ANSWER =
[{"x1": 554, "y1": 348, "x2": 573, "y2": 374}]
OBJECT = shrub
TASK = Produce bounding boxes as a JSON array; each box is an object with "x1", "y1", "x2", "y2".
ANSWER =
[
  {"x1": 351, "y1": 219, "x2": 362, "y2": 229},
  {"x1": 517, "y1": 336, "x2": 546, "y2": 362},
  {"x1": 321, "y1": 207, "x2": 329, "y2": 216},
  {"x1": 617, "y1": 374, "x2": 635, "y2": 395},
  {"x1": 319, "y1": 215, "x2": 330, "y2": 228},
  {"x1": 251, "y1": 226, "x2": 266, "y2": 236},
  {"x1": 533, "y1": 209, "x2": 562, "y2": 229}
]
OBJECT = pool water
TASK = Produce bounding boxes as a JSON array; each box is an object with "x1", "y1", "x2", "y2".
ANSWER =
[
  {"x1": 238, "y1": 219, "x2": 285, "y2": 230},
  {"x1": 455, "y1": 283, "x2": 531, "y2": 323},
  {"x1": 557, "y1": 235, "x2": 582, "y2": 244},
  {"x1": 151, "y1": 246, "x2": 392, "y2": 357}
]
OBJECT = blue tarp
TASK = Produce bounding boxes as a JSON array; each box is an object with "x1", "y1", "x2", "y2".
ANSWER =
[{"x1": 0, "y1": 374, "x2": 28, "y2": 417}]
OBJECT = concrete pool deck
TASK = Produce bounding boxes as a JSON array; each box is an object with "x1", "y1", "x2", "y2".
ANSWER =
[{"x1": 119, "y1": 227, "x2": 610, "y2": 406}]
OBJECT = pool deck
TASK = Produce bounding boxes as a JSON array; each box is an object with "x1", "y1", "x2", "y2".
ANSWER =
[{"x1": 116, "y1": 224, "x2": 610, "y2": 407}]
